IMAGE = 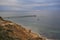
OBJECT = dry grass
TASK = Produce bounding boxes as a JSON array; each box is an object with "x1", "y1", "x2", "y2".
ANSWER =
[{"x1": 0, "y1": 17, "x2": 46, "y2": 40}]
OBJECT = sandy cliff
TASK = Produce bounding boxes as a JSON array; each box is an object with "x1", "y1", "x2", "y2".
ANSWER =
[{"x1": 0, "y1": 17, "x2": 46, "y2": 40}]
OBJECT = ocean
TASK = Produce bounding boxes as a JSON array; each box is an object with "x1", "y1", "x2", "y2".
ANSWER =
[
  {"x1": 0, "y1": 10, "x2": 60, "y2": 40},
  {"x1": 0, "y1": 0, "x2": 60, "y2": 40}
]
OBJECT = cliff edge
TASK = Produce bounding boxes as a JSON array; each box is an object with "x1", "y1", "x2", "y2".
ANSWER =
[{"x1": 0, "y1": 17, "x2": 46, "y2": 40}]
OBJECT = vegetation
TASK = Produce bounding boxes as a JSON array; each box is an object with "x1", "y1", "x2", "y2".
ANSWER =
[{"x1": 0, "y1": 17, "x2": 46, "y2": 40}]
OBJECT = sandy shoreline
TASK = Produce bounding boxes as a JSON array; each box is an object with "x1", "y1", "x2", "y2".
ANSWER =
[
  {"x1": 16, "y1": 23, "x2": 50, "y2": 40},
  {"x1": 18, "y1": 23, "x2": 59, "y2": 40}
]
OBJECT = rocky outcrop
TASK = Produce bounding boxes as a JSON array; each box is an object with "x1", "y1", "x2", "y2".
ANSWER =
[{"x1": 0, "y1": 17, "x2": 46, "y2": 40}]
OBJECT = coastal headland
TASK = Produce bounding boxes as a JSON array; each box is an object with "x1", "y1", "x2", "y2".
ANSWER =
[{"x1": 0, "y1": 16, "x2": 47, "y2": 40}]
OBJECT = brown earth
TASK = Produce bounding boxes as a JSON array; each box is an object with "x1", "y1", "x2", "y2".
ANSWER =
[{"x1": 0, "y1": 17, "x2": 46, "y2": 40}]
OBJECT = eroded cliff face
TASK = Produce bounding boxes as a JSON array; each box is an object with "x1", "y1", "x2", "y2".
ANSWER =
[{"x1": 0, "y1": 17, "x2": 46, "y2": 40}]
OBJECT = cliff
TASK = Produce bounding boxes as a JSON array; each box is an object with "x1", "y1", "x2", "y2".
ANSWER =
[{"x1": 0, "y1": 17, "x2": 46, "y2": 40}]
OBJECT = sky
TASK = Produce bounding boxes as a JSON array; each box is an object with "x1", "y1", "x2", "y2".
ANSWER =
[{"x1": 0, "y1": 0, "x2": 60, "y2": 11}]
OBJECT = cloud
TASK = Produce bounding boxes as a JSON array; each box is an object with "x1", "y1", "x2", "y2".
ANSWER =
[
  {"x1": 0, "y1": 0, "x2": 24, "y2": 10},
  {"x1": 0, "y1": 0, "x2": 60, "y2": 11},
  {"x1": 0, "y1": 0, "x2": 17, "y2": 5}
]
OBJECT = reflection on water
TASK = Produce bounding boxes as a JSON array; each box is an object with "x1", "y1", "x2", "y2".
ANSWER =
[{"x1": 0, "y1": 10, "x2": 60, "y2": 40}]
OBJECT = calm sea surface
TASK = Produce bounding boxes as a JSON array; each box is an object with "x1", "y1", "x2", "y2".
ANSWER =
[
  {"x1": 0, "y1": 0, "x2": 60, "y2": 40},
  {"x1": 0, "y1": 10, "x2": 60, "y2": 40}
]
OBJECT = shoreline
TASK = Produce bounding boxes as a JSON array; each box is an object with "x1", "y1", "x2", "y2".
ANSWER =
[
  {"x1": 16, "y1": 23, "x2": 58, "y2": 40},
  {"x1": 15, "y1": 22, "x2": 49, "y2": 40},
  {"x1": 0, "y1": 17, "x2": 57, "y2": 40},
  {"x1": 5, "y1": 19, "x2": 56, "y2": 40}
]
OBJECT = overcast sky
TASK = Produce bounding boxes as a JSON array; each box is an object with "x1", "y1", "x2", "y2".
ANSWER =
[{"x1": 0, "y1": 0, "x2": 60, "y2": 11}]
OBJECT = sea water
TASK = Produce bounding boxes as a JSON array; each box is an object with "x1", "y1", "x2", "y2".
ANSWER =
[
  {"x1": 0, "y1": 10, "x2": 60, "y2": 40},
  {"x1": 0, "y1": 0, "x2": 60, "y2": 40}
]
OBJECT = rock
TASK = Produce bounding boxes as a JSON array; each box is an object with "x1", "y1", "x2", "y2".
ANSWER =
[
  {"x1": 0, "y1": 17, "x2": 46, "y2": 40},
  {"x1": 0, "y1": 16, "x2": 4, "y2": 21}
]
